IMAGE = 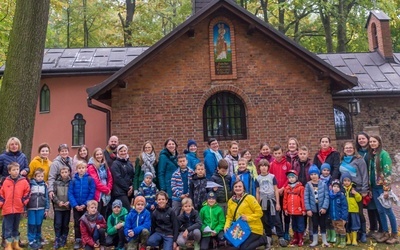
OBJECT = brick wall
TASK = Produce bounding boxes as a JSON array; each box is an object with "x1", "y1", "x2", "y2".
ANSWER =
[{"x1": 110, "y1": 13, "x2": 338, "y2": 160}]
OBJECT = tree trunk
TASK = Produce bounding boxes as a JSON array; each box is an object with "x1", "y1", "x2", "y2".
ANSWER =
[
  {"x1": 83, "y1": 0, "x2": 89, "y2": 47},
  {"x1": 336, "y1": 0, "x2": 346, "y2": 52},
  {"x1": 318, "y1": 1, "x2": 333, "y2": 52},
  {"x1": 278, "y1": 0, "x2": 285, "y2": 33},
  {"x1": 123, "y1": 0, "x2": 135, "y2": 47},
  {"x1": 260, "y1": 0, "x2": 269, "y2": 23},
  {"x1": 0, "y1": 0, "x2": 50, "y2": 160}
]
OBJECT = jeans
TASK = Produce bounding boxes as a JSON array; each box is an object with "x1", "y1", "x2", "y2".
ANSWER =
[
  {"x1": 73, "y1": 208, "x2": 85, "y2": 239},
  {"x1": 291, "y1": 215, "x2": 305, "y2": 233},
  {"x1": 54, "y1": 210, "x2": 71, "y2": 238},
  {"x1": 3, "y1": 213, "x2": 21, "y2": 240},
  {"x1": 147, "y1": 232, "x2": 174, "y2": 250},
  {"x1": 372, "y1": 187, "x2": 398, "y2": 234},
  {"x1": 27, "y1": 209, "x2": 45, "y2": 242}
]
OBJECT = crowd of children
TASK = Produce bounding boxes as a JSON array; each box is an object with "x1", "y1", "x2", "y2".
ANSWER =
[{"x1": 0, "y1": 134, "x2": 399, "y2": 250}]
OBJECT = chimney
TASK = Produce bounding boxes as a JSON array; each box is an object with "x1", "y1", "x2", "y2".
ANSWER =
[
  {"x1": 366, "y1": 10, "x2": 394, "y2": 63},
  {"x1": 192, "y1": 0, "x2": 213, "y2": 14}
]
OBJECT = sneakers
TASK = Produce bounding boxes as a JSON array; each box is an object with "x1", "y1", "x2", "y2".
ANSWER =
[
  {"x1": 29, "y1": 241, "x2": 40, "y2": 250},
  {"x1": 386, "y1": 233, "x2": 399, "y2": 245},
  {"x1": 278, "y1": 237, "x2": 288, "y2": 247},
  {"x1": 73, "y1": 238, "x2": 81, "y2": 250}
]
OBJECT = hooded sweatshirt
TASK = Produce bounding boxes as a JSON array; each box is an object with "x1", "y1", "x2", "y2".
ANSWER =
[{"x1": 28, "y1": 156, "x2": 51, "y2": 181}]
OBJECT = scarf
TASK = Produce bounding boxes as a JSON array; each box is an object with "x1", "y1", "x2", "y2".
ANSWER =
[
  {"x1": 232, "y1": 192, "x2": 245, "y2": 203},
  {"x1": 141, "y1": 152, "x2": 156, "y2": 177},
  {"x1": 105, "y1": 145, "x2": 117, "y2": 160},
  {"x1": 317, "y1": 147, "x2": 334, "y2": 164},
  {"x1": 61, "y1": 157, "x2": 71, "y2": 169},
  {"x1": 211, "y1": 149, "x2": 223, "y2": 162},
  {"x1": 85, "y1": 211, "x2": 99, "y2": 229},
  {"x1": 340, "y1": 156, "x2": 357, "y2": 177}
]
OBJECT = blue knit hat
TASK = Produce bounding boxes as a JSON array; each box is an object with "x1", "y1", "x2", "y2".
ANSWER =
[
  {"x1": 187, "y1": 139, "x2": 197, "y2": 150},
  {"x1": 321, "y1": 163, "x2": 331, "y2": 171},
  {"x1": 340, "y1": 172, "x2": 352, "y2": 182},
  {"x1": 309, "y1": 164, "x2": 320, "y2": 175}
]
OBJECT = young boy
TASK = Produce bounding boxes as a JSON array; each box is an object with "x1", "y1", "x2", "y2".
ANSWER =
[
  {"x1": 53, "y1": 166, "x2": 71, "y2": 249},
  {"x1": 256, "y1": 159, "x2": 286, "y2": 247},
  {"x1": 177, "y1": 198, "x2": 202, "y2": 250},
  {"x1": 0, "y1": 162, "x2": 30, "y2": 250},
  {"x1": 231, "y1": 158, "x2": 256, "y2": 196},
  {"x1": 341, "y1": 172, "x2": 361, "y2": 246},
  {"x1": 320, "y1": 163, "x2": 334, "y2": 243},
  {"x1": 269, "y1": 145, "x2": 291, "y2": 241},
  {"x1": 283, "y1": 170, "x2": 306, "y2": 246},
  {"x1": 80, "y1": 200, "x2": 107, "y2": 249},
  {"x1": 27, "y1": 168, "x2": 49, "y2": 250},
  {"x1": 328, "y1": 180, "x2": 348, "y2": 248},
  {"x1": 68, "y1": 161, "x2": 95, "y2": 249},
  {"x1": 211, "y1": 159, "x2": 232, "y2": 213},
  {"x1": 304, "y1": 165, "x2": 330, "y2": 247},
  {"x1": 138, "y1": 172, "x2": 158, "y2": 212},
  {"x1": 189, "y1": 163, "x2": 208, "y2": 211},
  {"x1": 199, "y1": 192, "x2": 225, "y2": 250},
  {"x1": 171, "y1": 155, "x2": 195, "y2": 215},
  {"x1": 106, "y1": 199, "x2": 128, "y2": 250},
  {"x1": 125, "y1": 196, "x2": 151, "y2": 250}
]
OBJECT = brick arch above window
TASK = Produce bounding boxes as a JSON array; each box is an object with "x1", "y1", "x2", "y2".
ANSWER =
[{"x1": 333, "y1": 105, "x2": 352, "y2": 140}]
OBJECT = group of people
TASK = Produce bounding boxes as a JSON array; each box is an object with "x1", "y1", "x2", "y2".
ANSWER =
[{"x1": 0, "y1": 132, "x2": 398, "y2": 250}]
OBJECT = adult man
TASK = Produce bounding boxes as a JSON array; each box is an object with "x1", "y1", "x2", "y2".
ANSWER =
[{"x1": 104, "y1": 136, "x2": 119, "y2": 167}]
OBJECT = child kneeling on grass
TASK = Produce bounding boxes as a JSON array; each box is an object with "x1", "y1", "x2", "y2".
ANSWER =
[
  {"x1": 80, "y1": 200, "x2": 107, "y2": 250},
  {"x1": 106, "y1": 199, "x2": 128, "y2": 250},
  {"x1": 125, "y1": 196, "x2": 151, "y2": 250}
]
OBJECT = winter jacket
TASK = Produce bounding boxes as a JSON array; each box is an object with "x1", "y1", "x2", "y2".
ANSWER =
[
  {"x1": 340, "y1": 156, "x2": 368, "y2": 195},
  {"x1": 189, "y1": 174, "x2": 208, "y2": 211},
  {"x1": 184, "y1": 150, "x2": 201, "y2": 170},
  {"x1": 211, "y1": 172, "x2": 232, "y2": 203},
  {"x1": 110, "y1": 157, "x2": 135, "y2": 198},
  {"x1": 27, "y1": 179, "x2": 49, "y2": 211},
  {"x1": 28, "y1": 156, "x2": 51, "y2": 181},
  {"x1": 225, "y1": 194, "x2": 263, "y2": 235},
  {"x1": 80, "y1": 212, "x2": 106, "y2": 247},
  {"x1": 231, "y1": 170, "x2": 256, "y2": 196},
  {"x1": 304, "y1": 180, "x2": 329, "y2": 213},
  {"x1": 48, "y1": 155, "x2": 73, "y2": 193},
  {"x1": 254, "y1": 153, "x2": 274, "y2": 174},
  {"x1": 0, "y1": 151, "x2": 29, "y2": 178},
  {"x1": 151, "y1": 205, "x2": 179, "y2": 241},
  {"x1": 313, "y1": 149, "x2": 341, "y2": 181},
  {"x1": 269, "y1": 158, "x2": 290, "y2": 189},
  {"x1": 68, "y1": 173, "x2": 95, "y2": 208},
  {"x1": 369, "y1": 150, "x2": 392, "y2": 191},
  {"x1": 124, "y1": 208, "x2": 151, "y2": 241},
  {"x1": 53, "y1": 177, "x2": 71, "y2": 211},
  {"x1": 138, "y1": 181, "x2": 158, "y2": 211},
  {"x1": 107, "y1": 206, "x2": 128, "y2": 235},
  {"x1": 87, "y1": 162, "x2": 113, "y2": 202},
  {"x1": 343, "y1": 186, "x2": 362, "y2": 213},
  {"x1": 0, "y1": 176, "x2": 30, "y2": 215},
  {"x1": 133, "y1": 157, "x2": 158, "y2": 190},
  {"x1": 171, "y1": 168, "x2": 194, "y2": 201},
  {"x1": 204, "y1": 148, "x2": 224, "y2": 179},
  {"x1": 199, "y1": 203, "x2": 225, "y2": 237},
  {"x1": 283, "y1": 182, "x2": 305, "y2": 215},
  {"x1": 178, "y1": 209, "x2": 202, "y2": 233},
  {"x1": 329, "y1": 190, "x2": 348, "y2": 221},
  {"x1": 158, "y1": 148, "x2": 179, "y2": 198},
  {"x1": 224, "y1": 154, "x2": 239, "y2": 176},
  {"x1": 292, "y1": 159, "x2": 311, "y2": 186}
]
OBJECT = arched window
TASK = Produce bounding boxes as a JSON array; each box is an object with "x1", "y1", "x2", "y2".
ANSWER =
[
  {"x1": 40, "y1": 84, "x2": 50, "y2": 113},
  {"x1": 203, "y1": 91, "x2": 247, "y2": 141},
  {"x1": 333, "y1": 106, "x2": 352, "y2": 140},
  {"x1": 71, "y1": 113, "x2": 86, "y2": 146}
]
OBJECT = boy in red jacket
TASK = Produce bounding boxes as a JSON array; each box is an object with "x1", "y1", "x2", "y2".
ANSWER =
[
  {"x1": 80, "y1": 200, "x2": 107, "y2": 249},
  {"x1": 0, "y1": 162, "x2": 30, "y2": 250},
  {"x1": 283, "y1": 170, "x2": 306, "y2": 246}
]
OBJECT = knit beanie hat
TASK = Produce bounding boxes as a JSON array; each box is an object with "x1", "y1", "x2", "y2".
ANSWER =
[
  {"x1": 340, "y1": 172, "x2": 352, "y2": 182},
  {"x1": 309, "y1": 164, "x2": 320, "y2": 175},
  {"x1": 331, "y1": 180, "x2": 341, "y2": 188},
  {"x1": 144, "y1": 172, "x2": 153, "y2": 179},
  {"x1": 117, "y1": 144, "x2": 128, "y2": 153},
  {"x1": 187, "y1": 139, "x2": 197, "y2": 150},
  {"x1": 112, "y1": 199, "x2": 122, "y2": 208},
  {"x1": 321, "y1": 163, "x2": 331, "y2": 171},
  {"x1": 207, "y1": 191, "x2": 216, "y2": 200},
  {"x1": 134, "y1": 196, "x2": 146, "y2": 206}
]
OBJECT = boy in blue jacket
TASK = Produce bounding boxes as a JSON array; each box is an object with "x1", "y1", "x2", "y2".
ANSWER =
[
  {"x1": 68, "y1": 161, "x2": 95, "y2": 249},
  {"x1": 125, "y1": 196, "x2": 151, "y2": 250},
  {"x1": 329, "y1": 180, "x2": 348, "y2": 248}
]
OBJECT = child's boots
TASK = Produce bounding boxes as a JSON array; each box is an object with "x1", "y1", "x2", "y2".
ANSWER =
[
  {"x1": 290, "y1": 232, "x2": 299, "y2": 245},
  {"x1": 12, "y1": 237, "x2": 23, "y2": 250},
  {"x1": 298, "y1": 232, "x2": 304, "y2": 246},
  {"x1": 346, "y1": 233, "x2": 351, "y2": 245},
  {"x1": 351, "y1": 231, "x2": 358, "y2": 246},
  {"x1": 338, "y1": 235, "x2": 346, "y2": 248},
  {"x1": 309, "y1": 234, "x2": 318, "y2": 247},
  {"x1": 73, "y1": 238, "x2": 82, "y2": 250},
  {"x1": 4, "y1": 239, "x2": 12, "y2": 250}
]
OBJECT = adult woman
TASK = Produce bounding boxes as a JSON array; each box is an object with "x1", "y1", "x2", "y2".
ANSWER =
[
  {"x1": 28, "y1": 143, "x2": 51, "y2": 182},
  {"x1": 203, "y1": 138, "x2": 223, "y2": 179},
  {"x1": 356, "y1": 132, "x2": 382, "y2": 237},
  {"x1": 134, "y1": 141, "x2": 158, "y2": 192},
  {"x1": 313, "y1": 136, "x2": 340, "y2": 181},
  {"x1": 48, "y1": 144, "x2": 73, "y2": 199},
  {"x1": 339, "y1": 141, "x2": 369, "y2": 242},
  {"x1": 224, "y1": 180, "x2": 268, "y2": 250},
  {"x1": 0, "y1": 137, "x2": 29, "y2": 179},
  {"x1": 71, "y1": 145, "x2": 89, "y2": 177},
  {"x1": 285, "y1": 137, "x2": 299, "y2": 167},
  {"x1": 224, "y1": 141, "x2": 240, "y2": 176},
  {"x1": 184, "y1": 139, "x2": 200, "y2": 170},
  {"x1": 111, "y1": 144, "x2": 135, "y2": 211},
  {"x1": 254, "y1": 143, "x2": 274, "y2": 174},
  {"x1": 87, "y1": 148, "x2": 113, "y2": 217},
  {"x1": 367, "y1": 135, "x2": 398, "y2": 244},
  {"x1": 158, "y1": 138, "x2": 179, "y2": 200}
]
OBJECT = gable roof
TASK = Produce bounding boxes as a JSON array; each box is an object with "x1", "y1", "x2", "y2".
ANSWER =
[
  {"x1": 86, "y1": 0, "x2": 357, "y2": 100},
  {"x1": 319, "y1": 52, "x2": 400, "y2": 97}
]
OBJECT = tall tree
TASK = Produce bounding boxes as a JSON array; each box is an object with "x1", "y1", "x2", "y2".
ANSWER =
[{"x1": 0, "y1": 0, "x2": 50, "y2": 159}]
